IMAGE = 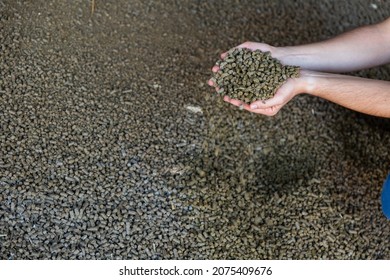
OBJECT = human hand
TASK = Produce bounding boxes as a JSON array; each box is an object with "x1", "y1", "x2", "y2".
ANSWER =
[
  {"x1": 208, "y1": 42, "x2": 305, "y2": 116},
  {"x1": 209, "y1": 73, "x2": 303, "y2": 116}
]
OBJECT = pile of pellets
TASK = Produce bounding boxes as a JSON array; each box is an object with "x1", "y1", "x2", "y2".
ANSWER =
[
  {"x1": 211, "y1": 48, "x2": 300, "y2": 103},
  {"x1": 2, "y1": 0, "x2": 390, "y2": 261}
]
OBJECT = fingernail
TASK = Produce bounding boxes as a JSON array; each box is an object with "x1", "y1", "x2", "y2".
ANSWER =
[{"x1": 250, "y1": 104, "x2": 257, "y2": 109}]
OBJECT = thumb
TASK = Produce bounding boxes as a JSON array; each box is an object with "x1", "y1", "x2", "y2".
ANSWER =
[
  {"x1": 249, "y1": 79, "x2": 296, "y2": 109},
  {"x1": 236, "y1": 41, "x2": 273, "y2": 52},
  {"x1": 221, "y1": 42, "x2": 273, "y2": 59}
]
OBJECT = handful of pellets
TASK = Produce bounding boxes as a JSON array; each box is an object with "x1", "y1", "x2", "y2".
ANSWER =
[{"x1": 211, "y1": 48, "x2": 300, "y2": 103}]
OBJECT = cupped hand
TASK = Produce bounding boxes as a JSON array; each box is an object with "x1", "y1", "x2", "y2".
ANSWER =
[
  {"x1": 209, "y1": 75, "x2": 303, "y2": 116},
  {"x1": 208, "y1": 42, "x2": 307, "y2": 116},
  {"x1": 242, "y1": 77, "x2": 302, "y2": 116}
]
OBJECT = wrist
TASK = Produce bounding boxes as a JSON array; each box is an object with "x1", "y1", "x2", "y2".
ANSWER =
[
  {"x1": 270, "y1": 46, "x2": 286, "y2": 61},
  {"x1": 295, "y1": 69, "x2": 317, "y2": 94},
  {"x1": 272, "y1": 46, "x2": 301, "y2": 65}
]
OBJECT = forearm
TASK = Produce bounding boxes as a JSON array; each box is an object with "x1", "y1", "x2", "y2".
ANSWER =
[
  {"x1": 275, "y1": 18, "x2": 390, "y2": 72},
  {"x1": 300, "y1": 70, "x2": 390, "y2": 117}
]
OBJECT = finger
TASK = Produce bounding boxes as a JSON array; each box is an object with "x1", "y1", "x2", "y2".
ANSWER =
[
  {"x1": 223, "y1": 95, "x2": 279, "y2": 115},
  {"x1": 207, "y1": 79, "x2": 220, "y2": 91},
  {"x1": 223, "y1": 96, "x2": 250, "y2": 108},
  {"x1": 245, "y1": 105, "x2": 281, "y2": 116},
  {"x1": 238, "y1": 41, "x2": 273, "y2": 53},
  {"x1": 221, "y1": 46, "x2": 240, "y2": 59},
  {"x1": 223, "y1": 96, "x2": 239, "y2": 105},
  {"x1": 249, "y1": 94, "x2": 284, "y2": 110},
  {"x1": 221, "y1": 52, "x2": 229, "y2": 59},
  {"x1": 235, "y1": 41, "x2": 254, "y2": 50},
  {"x1": 223, "y1": 96, "x2": 241, "y2": 105},
  {"x1": 229, "y1": 42, "x2": 259, "y2": 53},
  {"x1": 212, "y1": 65, "x2": 220, "y2": 72},
  {"x1": 221, "y1": 43, "x2": 251, "y2": 58},
  {"x1": 221, "y1": 42, "x2": 271, "y2": 60}
]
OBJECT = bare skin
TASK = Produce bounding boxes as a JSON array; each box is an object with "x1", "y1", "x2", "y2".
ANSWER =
[{"x1": 208, "y1": 18, "x2": 390, "y2": 118}]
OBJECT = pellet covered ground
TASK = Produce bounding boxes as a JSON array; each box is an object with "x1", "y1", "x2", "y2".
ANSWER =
[{"x1": 1, "y1": 0, "x2": 390, "y2": 259}]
